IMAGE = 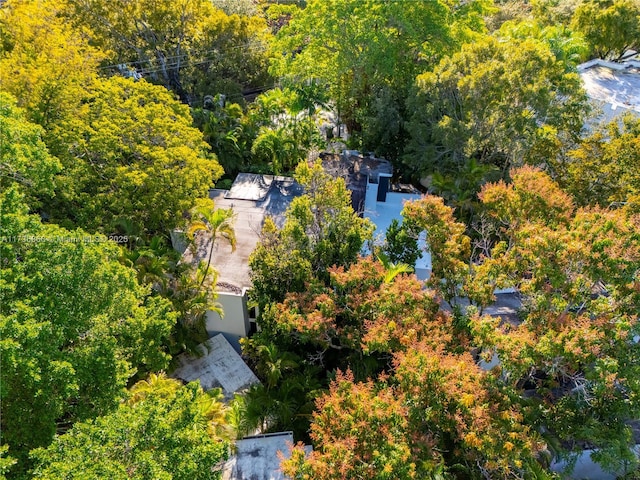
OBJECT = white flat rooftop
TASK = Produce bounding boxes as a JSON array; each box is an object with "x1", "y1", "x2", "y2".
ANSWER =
[
  {"x1": 578, "y1": 59, "x2": 640, "y2": 122},
  {"x1": 363, "y1": 185, "x2": 432, "y2": 279},
  {"x1": 171, "y1": 334, "x2": 260, "y2": 401}
]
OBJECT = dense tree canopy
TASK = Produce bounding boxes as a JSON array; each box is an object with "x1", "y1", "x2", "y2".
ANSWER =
[
  {"x1": 0, "y1": 0, "x2": 102, "y2": 133},
  {"x1": 275, "y1": 257, "x2": 548, "y2": 479},
  {"x1": 282, "y1": 371, "x2": 423, "y2": 480},
  {"x1": 268, "y1": 168, "x2": 640, "y2": 478},
  {"x1": 404, "y1": 35, "x2": 588, "y2": 179},
  {"x1": 472, "y1": 167, "x2": 640, "y2": 467},
  {"x1": 270, "y1": 0, "x2": 490, "y2": 160},
  {"x1": 2, "y1": 0, "x2": 639, "y2": 477},
  {"x1": 571, "y1": 0, "x2": 640, "y2": 60},
  {"x1": 30, "y1": 375, "x2": 230, "y2": 480},
  {"x1": 564, "y1": 113, "x2": 640, "y2": 208},
  {"x1": 0, "y1": 93, "x2": 61, "y2": 205},
  {"x1": 64, "y1": 0, "x2": 272, "y2": 104},
  {"x1": 0, "y1": 188, "x2": 176, "y2": 474},
  {"x1": 45, "y1": 76, "x2": 222, "y2": 235}
]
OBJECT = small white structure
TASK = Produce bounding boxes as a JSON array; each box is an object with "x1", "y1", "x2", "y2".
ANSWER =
[
  {"x1": 222, "y1": 432, "x2": 312, "y2": 480},
  {"x1": 171, "y1": 334, "x2": 260, "y2": 401}
]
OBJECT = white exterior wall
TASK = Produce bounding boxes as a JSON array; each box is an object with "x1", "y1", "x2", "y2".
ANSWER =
[{"x1": 206, "y1": 290, "x2": 250, "y2": 338}]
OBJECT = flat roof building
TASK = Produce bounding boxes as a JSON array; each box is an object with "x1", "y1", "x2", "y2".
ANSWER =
[
  {"x1": 181, "y1": 153, "x2": 432, "y2": 343},
  {"x1": 578, "y1": 58, "x2": 640, "y2": 123},
  {"x1": 182, "y1": 174, "x2": 305, "y2": 346}
]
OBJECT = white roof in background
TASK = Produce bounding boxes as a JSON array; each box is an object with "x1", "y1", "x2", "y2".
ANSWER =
[
  {"x1": 171, "y1": 334, "x2": 260, "y2": 400},
  {"x1": 222, "y1": 432, "x2": 312, "y2": 480},
  {"x1": 364, "y1": 187, "x2": 432, "y2": 278},
  {"x1": 578, "y1": 59, "x2": 640, "y2": 122}
]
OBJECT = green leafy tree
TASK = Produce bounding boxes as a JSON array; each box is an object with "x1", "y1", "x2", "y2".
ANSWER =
[
  {"x1": 64, "y1": 0, "x2": 272, "y2": 103},
  {"x1": 30, "y1": 375, "x2": 230, "y2": 480},
  {"x1": 530, "y1": 0, "x2": 583, "y2": 27},
  {"x1": 249, "y1": 161, "x2": 373, "y2": 306},
  {"x1": 166, "y1": 262, "x2": 223, "y2": 356},
  {"x1": 116, "y1": 236, "x2": 216, "y2": 355},
  {"x1": 564, "y1": 113, "x2": 640, "y2": 207},
  {"x1": 498, "y1": 20, "x2": 589, "y2": 67},
  {"x1": 426, "y1": 157, "x2": 501, "y2": 225},
  {"x1": 571, "y1": 0, "x2": 640, "y2": 60},
  {"x1": 45, "y1": 76, "x2": 223, "y2": 235},
  {"x1": 0, "y1": 187, "x2": 176, "y2": 474},
  {"x1": 404, "y1": 35, "x2": 588, "y2": 178},
  {"x1": 251, "y1": 126, "x2": 299, "y2": 174},
  {"x1": 270, "y1": 0, "x2": 490, "y2": 161},
  {"x1": 119, "y1": 236, "x2": 175, "y2": 293},
  {"x1": 0, "y1": 93, "x2": 61, "y2": 207},
  {"x1": 0, "y1": 0, "x2": 102, "y2": 134},
  {"x1": 0, "y1": 445, "x2": 16, "y2": 480},
  {"x1": 247, "y1": 86, "x2": 325, "y2": 175},
  {"x1": 380, "y1": 219, "x2": 421, "y2": 269}
]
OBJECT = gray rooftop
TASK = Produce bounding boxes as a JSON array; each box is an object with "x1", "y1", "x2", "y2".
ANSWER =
[
  {"x1": 321, "y1": 151, "x2": 393, "y2": 213},
  {"x1": 222, "y1": 432, "x2": 312, "y2": 480},
  {"x1": 184, "y1": 173, "x2": 304, "y2": 291},
  {"x1": 171, "y1": 334, "x2": 260, "y2": 401},
  {"x1": 578, "y1": 59, "x2": 640, "y2": 123}
]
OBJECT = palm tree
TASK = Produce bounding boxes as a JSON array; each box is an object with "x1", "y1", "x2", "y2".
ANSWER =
[
  {"x1": 119, "y1": 236, "x2": 174, "y2": 293},
  {"x1": 173, "y1": 262, "x2": 224, "y2": 324},
  {"x1": 256, "y1": 343, "x2": 300, "y2": 390},
  {"x1": 251, "y1": 127, "x2": 298, "y2": 175},
  {"x1": 195, "y1": 388, "x2": 234, "y2": 441},
  {"x1": 127, "y1": 372, "x2": 181, "y2": 405},
  {"x1": 376, "y1": 252, "x2": 414, "y2": 284},
  {"x1": 187, "y1": 199, "x2": 236, "y2": 289}
]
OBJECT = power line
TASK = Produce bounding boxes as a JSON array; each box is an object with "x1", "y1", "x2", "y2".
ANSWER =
[{"x1": 98, "y1": 40, "x2": 268, "y2": 73}]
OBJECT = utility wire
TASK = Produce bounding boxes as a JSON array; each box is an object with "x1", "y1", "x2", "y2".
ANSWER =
[{"x1": 99, "y1": 41, "x2": 268, "y2": 73}]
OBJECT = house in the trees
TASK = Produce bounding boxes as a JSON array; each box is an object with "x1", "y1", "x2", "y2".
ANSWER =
[
  {"x1": 182, "y1": 151, "x2": 432, "y2": 346},
  {"x1": 181, "y1": 173, "x2": 304, "y2": 349}
]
